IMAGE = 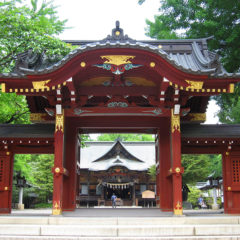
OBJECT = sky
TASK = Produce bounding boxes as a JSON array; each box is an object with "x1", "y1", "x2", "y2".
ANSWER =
[
  {"x1": 53, "y1": 0, "x2": 219, "y2": 124},
  {"x1": 55, "y1": 0, "x2": 160, "y2": 41}
]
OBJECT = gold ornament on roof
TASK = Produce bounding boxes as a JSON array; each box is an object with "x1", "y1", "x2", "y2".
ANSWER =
[
  {"x1": 185, "y1": 80, "x2": 203, "y2": 90},
  {"x1": 32, "y1": 80, "x2": 50, "y2": 90},
  {"x1": 101, "y1": 55, "x2": 135, "y2": 66},
  {"x1": 171, "y1": 109, "x2": 180, "y2": 133}
]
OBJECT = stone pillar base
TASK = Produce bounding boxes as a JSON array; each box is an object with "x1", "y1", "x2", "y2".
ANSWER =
[{"x1": 17, "y1": 204, "x2": 24, "y2": 210}]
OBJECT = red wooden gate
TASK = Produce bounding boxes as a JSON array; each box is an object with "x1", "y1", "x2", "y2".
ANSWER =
[
  {"x1": 0, "y1": 153, "x2": 13, "y2": 214},
  {"x1": 223, "y1": 151, "x2": 240, "y2": 214}
]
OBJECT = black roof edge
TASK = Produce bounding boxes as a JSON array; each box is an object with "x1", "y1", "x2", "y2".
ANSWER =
[{"x1": 63, "y1": 37, "x2": 212, "y2": 46}]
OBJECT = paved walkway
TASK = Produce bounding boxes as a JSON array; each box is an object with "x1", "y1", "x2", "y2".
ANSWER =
[{"x1": 8, "y1": 208, "x2": 224, "y2": 218}]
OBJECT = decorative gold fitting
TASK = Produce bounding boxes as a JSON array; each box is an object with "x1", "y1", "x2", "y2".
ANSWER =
[
  {"x1": 185, "y1": 80, "x2": 203, "y2": 90},
  {"x1": 174, "y1": 208, "x2": 183, "y2": 215},
  {"x1": 171, "y1": 109, "x2": 180, "y2": 133},
  {"x1": 174, "y1": 201, "x2": 183, "y2": 215},
  {"x1": 226, "y1": 152, "x2": 229, "y2": 156},
  {"x1": 227, "y1": 186, "x2": 231, "y2": 191},
  {"x1": 175, "y1": 167, "x2": 181, "y2": 173},
  {"x1": 101, "y1": 55, "x2": 135, "y2": 66},
  {"x1": 150, "y1": 62, "x2": 155, "y2": 68},
  {"x1": 55, "y1": 112, "x2": 64, "y2": 133},
  {"x1": 188, "y1": 113, "x2": 206, "y2": 122},
  {"x1": 80, "y1": 62, "x2": 86, "y2": 67},
  {"x1": 169, "y1": 168, "x2": 172, "y2": 173},
  {"x1": 52, "y1": 208, "x2": 62, "y2": 215},
  {"x1": 158, "y1": 45, "x2": 162, "y2": 49},
  {"x1": 55, "y1": 167, "x2": 60, "y2": 173},
  {"x1": 229, "y1": 83, "x2": 234, "y2": 93},
  {"x1": 32, "y1": 80, "x2": 50, "y2": 90},
  {"x1": 4, "y1": 187, "x2": 8, "y2": 191},
  {"x1": 1, "y1": 83, "x2": 6, "y2": 93},
  {"x1": 115, "y1": 31, "x2": 120, "y2": 36},
  {"x1": 6, "y1": 152, "x2": 10, "y2": 156}
]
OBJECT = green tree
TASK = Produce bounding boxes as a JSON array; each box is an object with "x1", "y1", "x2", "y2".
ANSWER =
[
  {"x1": 14, "y1": 154, "x2": 34, "y2": 182},
  {"x1": 187, "y1": 186, "x2": 202, "y2": 208},
  {"x1": 30, "y1": 154, "x2": 54, "y2": 201},
  {"x1": 97, "y1": 134, "x2": 154, "y2": 141},
  {"x1": 0, "y1": 92, "x2": 30, "y2": 124},
  {"x1": 0, "y1": 0, "x2": 72, "y2": 73},
  {"x1": 0, "y1": 0, "x2": 72, "y2": 124},
  {"x1": 147, "y1": 165, "x2": 156, "y2": 181},
  {"x1": 141, "y1": 0, "x2": 240, "y2": 72},
  {"x1": 182, "y1": 154, "x2": 215, "y2": 185},
  {"x1": 139, "y1": 0, "x2": 240, "y2": 123}
]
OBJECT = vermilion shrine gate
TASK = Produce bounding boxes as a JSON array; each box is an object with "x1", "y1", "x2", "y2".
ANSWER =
[{"x1": 1, "y1": 22, "x2": 240, "y2": 215}]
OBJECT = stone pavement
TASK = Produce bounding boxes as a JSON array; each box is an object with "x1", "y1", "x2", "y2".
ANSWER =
[{"x1": 9, "y1": 207, "x2": 224, "y2": 217}]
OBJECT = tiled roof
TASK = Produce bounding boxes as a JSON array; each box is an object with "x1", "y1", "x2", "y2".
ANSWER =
[
  {"x1": 1, "y1": 22, "x2": 239, "y2": 79},
  {"x1": 1, "y1": 123, "x2": 240, "y2": 139}
]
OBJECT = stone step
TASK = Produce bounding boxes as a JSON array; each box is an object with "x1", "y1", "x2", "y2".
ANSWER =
[
  {"x1": 0, "y1": 216, "x2": 239, "y2": 225},
  {"x1": 0, "y1": 236, "x2": 239, "y2": 240},
  {"x1": 1, "y1": 224, "x2": 240, "y2": 237}
]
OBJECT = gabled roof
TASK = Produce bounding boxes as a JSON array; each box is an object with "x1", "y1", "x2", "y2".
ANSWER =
[
  {"x1": 80, "y1": 140, "x2": 155, "y2": 170},
  {"x1": 1, "y1": 22, "x2": 239, "y2": 79},
  {"x1": 93, "y1": 140, "x2": 144, "y2": 163}
]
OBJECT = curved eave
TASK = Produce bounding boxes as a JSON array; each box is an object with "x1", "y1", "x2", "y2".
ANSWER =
[{"x1": 1, "y1": 41, "x2": 239, "y2": 82}]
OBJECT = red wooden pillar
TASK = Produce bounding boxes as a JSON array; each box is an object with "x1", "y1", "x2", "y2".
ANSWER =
[
  {"x1": 52, "y1": 110, "x2": 65, "y2": 215},
  {"x1": 170, "y1": 110, "x2": 184, "y2": 215},
  {"x1": 222, "y1": 149, "x2": 240, "y2": 214},
  {"x1": 158, "y1": 118, "x2": 173, "y2": 211},
  {"x1": 0, "y1": 151, "x2": 14, "y2": 214},
  {"x1": 62, "y1": 118, "x2": 78, "y2": 211}
]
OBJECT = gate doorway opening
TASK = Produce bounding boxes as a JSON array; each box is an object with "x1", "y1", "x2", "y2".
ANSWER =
[{"x1": 77, "y1": 133, "x2": 156, "y2": 208}]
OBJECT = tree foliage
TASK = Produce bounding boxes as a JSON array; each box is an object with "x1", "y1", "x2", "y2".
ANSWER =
[
  {"x1": 0, "y1": 0, "x2": 72, "y2": 73},
  {"x1": 187, "y1": 186, "x2": 202, "y2": 208},
  {"x1": 97, "y1": 134, "x2": 154, "y2": 142},
  {"x1": 214, "y1": 89, "x2": 240, "y2": 124},
  {"x1": 0, "y1": 92, "x2": 30, "y2": 124},
  {"x1": 14, "y1": 154, "x2": 34, "y2": 182},
  {"x1": 140, "y1": 0, "x2": 240, "y2": 123},
  {"x1": 30, "y1": 154, "x2": 54, "y2": 201},
  {"x1": 142, "y1": 0, "x2": 240, "y2": 73},
  {"x1": 0, "y1": 0, "x2": 72, "y2": 124},
  {"x1": 147, "y1": 165, "x2": 156, "y2": 181},
  {"x1": 182, "y1": 154, "x2": 221, "y2": 185}
]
